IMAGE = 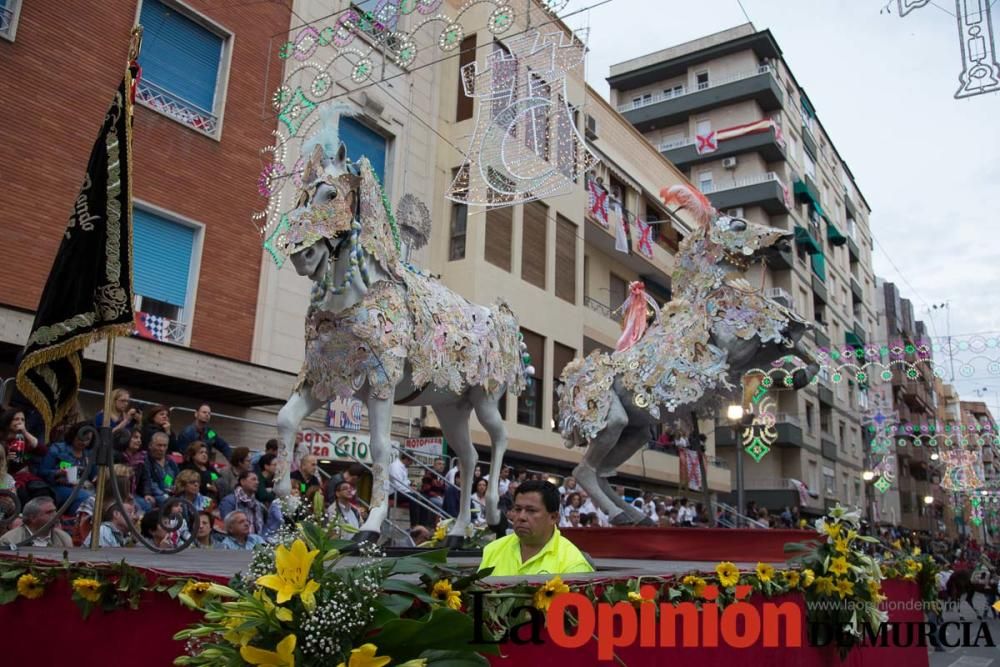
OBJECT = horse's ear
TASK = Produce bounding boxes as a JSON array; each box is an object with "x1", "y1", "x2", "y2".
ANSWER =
[
  {"x1": 336, "y1": 141, "x2": 348, "y2": 168},
  {"x1": 302, "y1": 143, "x2": 325, "y2": 185}
]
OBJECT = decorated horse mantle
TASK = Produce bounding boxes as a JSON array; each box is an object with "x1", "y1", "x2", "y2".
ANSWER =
[{"x1": 294, "y1": 159, "x2": 525, "y2": 403}]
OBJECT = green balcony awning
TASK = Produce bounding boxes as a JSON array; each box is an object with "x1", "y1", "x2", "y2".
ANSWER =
[
  {"x1": 827, "y1": 221, "x2": 848, "y2": 246},
  {"x1": 811, "y1": 252, "x2": 827, "y2": 281},
  {"x1": 793, "y1": 178, "x2": 824, "y2": 216},
  {"x1": 794, "y1": 225, "x2": 823, "y2": 255},
  {"x1": 846, "y1": 330, "x2": 864, "y2": 348},
  {"x1": 801, "y1": 93, "x2": 816, "y2": 118}
]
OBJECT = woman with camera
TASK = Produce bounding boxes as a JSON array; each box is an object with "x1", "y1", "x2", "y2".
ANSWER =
[{"x1": 94, "y1": 388, "x2": 141, "y2": 434}]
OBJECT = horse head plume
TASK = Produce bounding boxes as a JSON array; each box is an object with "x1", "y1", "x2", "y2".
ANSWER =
[{"x1": 659, "y1": 184, "x2": 716, "y2": 228}]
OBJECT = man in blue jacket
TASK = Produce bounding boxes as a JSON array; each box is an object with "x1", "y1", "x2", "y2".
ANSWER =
[
  {"x1": 142, "y1": 432, "x2": 179, "y2": 508},
  {"x1": 177, "y1": 403, "x2": 232, "y2": 461}
]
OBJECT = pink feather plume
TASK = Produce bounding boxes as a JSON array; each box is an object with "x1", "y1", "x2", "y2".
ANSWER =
[{"x1": 659, "y1": 184, "x2": 716, "y2": 227}]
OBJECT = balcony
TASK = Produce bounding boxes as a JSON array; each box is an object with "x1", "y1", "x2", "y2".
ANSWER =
[
  {"x1": 821, "y1": 434, "x2": 838, "y2": 460},
  {"x1": 132, "y1": 311, "x2": 188, "y2": 345},
  {"x1": 793, "y1": 173, "x2": 823, "y2": 213},
  {"x1": 136, "y1": 78, "x2": 219, "y2": 136},
  {"x1": 584, "y1": 296, "x2": 620, "y2": 322},
  {"x1": 660, "y1": 126, "x2": 786, "y2": 169},
  {"x1": 801, "y1": 123, "x2": 818, "y2": 158},
  {"x1": 813, "y1": 323, "x2": 830, "y2": 349},
  {"x1": 900, "y1": 378, "x2": 934, "y2": 413},
  {"x1": 817, "y1": 380, "x2": 835, "y2": 406},
  {"x1": 619, "y1": 65, "x2": 784, "y2": 133},
  {"x1": 702, "y1": 171, "x2": 790, "y2": 215},
  {"x1": 853, "y1": 321, "x2": 866, "y2": 345},
  {"x1": 844, "y1": 194, "x2": 858, "y2": 219},
  {"x1": 715, "y1": 413, "x2": 804, "y2": 448},
  {"x1": 850, "y1": 277, "x2": 864, "y2": 303},
  {"x1": 811, "y1": 273, "x2": 828, "y2": 303},
  {"x1": 847, "y1": 236, "x2": 860, "y2": 261}
]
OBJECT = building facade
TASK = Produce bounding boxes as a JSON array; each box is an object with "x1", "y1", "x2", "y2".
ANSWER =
[
  {"x1": 0, "y1": 1, "x2": 298, "y2": 444},
  {"x1": 607, "y1": 25, "x2": 880, "y2": 518}
]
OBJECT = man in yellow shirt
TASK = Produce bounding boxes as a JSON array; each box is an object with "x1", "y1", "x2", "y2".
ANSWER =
[{"x1": 479, "y1": 480, "x2": 594, "y2": 576}]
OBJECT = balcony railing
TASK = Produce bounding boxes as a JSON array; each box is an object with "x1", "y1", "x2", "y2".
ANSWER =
[
  {"x1": 743, "y1": 477, "x2": 802, "y2": 491},
  {"x1": 136, "y1": 78, "x2": 219, "y2": 136},
  {"x1": 584, "y1": 296, "x2": 620, "y2": 322},
  {"x1": 618, "y1": 65, "x2": 775, "y2": 113},
  {"x1": 0, "y1": 5, "x2": 14, "y2": 39},
  {"x1": 133, "y1": 312, "x2": 189, "y2": 345},
  {"x1": 701, "y1": 170, "x2": 787, "y2": 195}
]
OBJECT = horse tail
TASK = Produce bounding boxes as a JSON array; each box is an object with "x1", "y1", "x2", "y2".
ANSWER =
[{"x1": 660, "y1": 184, "x2": 716, "y2": 227}]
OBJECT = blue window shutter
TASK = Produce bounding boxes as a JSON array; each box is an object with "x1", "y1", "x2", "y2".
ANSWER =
[
  {"x1": 133, "y1": 209, "x2": 195, "y2": 307},
  {"x1": 138, "y1": 0, "x2": 223, "y2": 112},
  {"x1": 339, "y1": 116, "x2": 387, "y2": 186}
]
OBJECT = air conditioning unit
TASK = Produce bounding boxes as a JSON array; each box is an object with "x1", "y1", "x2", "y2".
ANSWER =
[
  {"x1": 722, "y1": 156, "x2": 737, "y2": 169},
  {"x1": 585, "y1": 114, "x2": 598, "y2": 140},
  {"x1": 725, "y1": 207, "x2": 744, "y2": 218},
  {"x1": 764, "y1": 287, "x2": 793, "y2": 309}
]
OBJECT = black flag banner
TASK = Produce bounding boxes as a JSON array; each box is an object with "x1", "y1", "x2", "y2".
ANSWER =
[{"x1": 15, "y1": 64, "x2": 139, "y2": 433}]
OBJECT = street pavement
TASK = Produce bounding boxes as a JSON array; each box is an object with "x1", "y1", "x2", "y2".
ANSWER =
[{"x1": 929, "y1": 592, "x2": 1000, "y2": 667}]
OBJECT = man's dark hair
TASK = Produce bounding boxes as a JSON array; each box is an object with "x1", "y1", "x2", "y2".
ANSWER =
[
  {"x1": 140, "y1": 510, "x2": 161, "y2": 538},
  {"x1": 347, "y1": 463, "x2": 366, "y2": 477},
  {"x1": 264, "y1": 438, "x2": 279, "y2": 453},
  {"x1": 196, "y1": 402, "x2": 211, "y2": 413},
  {"x1": 259, "y1": 453, "x2": 277, "y2": 469},
  {"x1": 514, "y1": 480, "x2": 560, "y2": 513},
  {"x1": 237, "y1": 470, "x2": 257, "y2": 485},
  {"x1": 334, "y1": 479, "x2": 353, "y2": 495}
]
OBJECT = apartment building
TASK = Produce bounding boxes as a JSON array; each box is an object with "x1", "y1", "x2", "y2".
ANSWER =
[
  {"x1": 0, "y1": 1, "x2": 294, "y2": 444},
  {"x1": 250, "y1": 0, "x2": 731, "y2": 494},
  {"x1": 607, "y1": 25, "x2": 879, "y2": 517},
  {"x1": 959, "y1": 400, "x2": 1000, "y2": 542}
]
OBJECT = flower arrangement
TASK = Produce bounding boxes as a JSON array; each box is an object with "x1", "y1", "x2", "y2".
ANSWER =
[
  {"x1": 174, "y1": 518, "x2": 497, "y2": 666},
  {"x1": 416, "y1": 517, "x2": 494, "y2": 550}
]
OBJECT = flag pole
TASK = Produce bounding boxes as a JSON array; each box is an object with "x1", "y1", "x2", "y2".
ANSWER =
[
  {"x1": 89, "y1": 338, "x2": 117, "y2": 550},
  {"x1": 89, "y1": 27, "x2": 142, "y2": 551}
]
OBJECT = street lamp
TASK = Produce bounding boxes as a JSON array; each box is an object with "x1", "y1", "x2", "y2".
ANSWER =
[
  {"x1": 727, "y1": 403, "x2": 745, "y2": 527},
  {"x1": 923, "y1": 495, "x2": 934, "y2": 505},
  {"x1": 862, "y1": 470, "x2": 875, "y2": 482},
  {"x1": 930, "y1": 452, "x2": 939, "y2": 461}
]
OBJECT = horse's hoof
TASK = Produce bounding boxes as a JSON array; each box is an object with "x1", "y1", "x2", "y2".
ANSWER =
[
  {"x1": 443, "y1": 535, "x2": 465, "y2": 549},
  {"x1": 352, "y1": 530, "x2": 380, "y2": 544},
  {"x1": 610, "y1": 511, "x2": 634, "y2": 526},
  {"x1": 488, "y1": 514, "x2": 509, "y2": 538},
  {"x1": 636, "y1": 516, "x2": 656, "y2": 527}
]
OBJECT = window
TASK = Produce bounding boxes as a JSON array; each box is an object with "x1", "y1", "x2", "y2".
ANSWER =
[
  {"x1": 0, "y1": 0, "x2": 22, "y2": 41},
  {"x1": 609, "y1": 273, "x2": 627, "y2": 314},
  {"x1": 695, "y1": 71, "x2": 710, "y2": 90},
  {"x1": 838, "y1": 422, "x2": 846, "y2": 449},
  {"x1": 455, "y1": 34, "x2": 477, "y2": 121},
  {"x1": 698, "y1": 170, "x2": 713, "y2": 193},
  {"x1": 448, "y1": 197, "x2": 467, "y2": 261},
  {"x1": 517, "y1": 329, "x2": 545, "y2": 428},
  {"x1": 133, "y1": 206, "x2": 200, "y2": 343},
  {"x1": 809, "y1": 460, "x2": 819, "y2": 494},
  {"x1": 136, "y1": 0, "x2": 231, "y2": 136},
  {"x1": 664, "y1": 84, "x2": 684, "y2": 98},
  {"x1": 555, "y1": 215, "x2": 577, "y2": 303},
  {"x1": 804, "y1": 152, "x2": 816, "y2": 179},
  {"x1": 521, "y1": 201, "x2": 547, "y2": 289},
  {"x1": 632, "y1": 96, "x2": 643, "y2": 107},
  {"x1": 485, "y1": 168, "x2": 514, "y2": 270},
  {"x1": 339, "y1": 116, "x2": 388, "y2": 188},
  {"x1": 695, "y1": 119, "x2": 712, "y2": 137},
  {"x1": 805, "y1": 401, "x2": 815, "y2": 434},
  {"x1": 823, "y1": 466, "x2": 835, "y2": 497},
  {"x1": 552, "y1": 342, "x2": 576, "y2": 431}
]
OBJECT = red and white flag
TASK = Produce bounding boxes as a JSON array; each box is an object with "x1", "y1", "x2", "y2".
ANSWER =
[
  {"x1": 679, "y1": 448, "x2": 703, "y2": 491},
  {"x1": 635, "y1": 217, "x2": 655, "y2": 259},
  {"x1": 695, "y1": 131, "x2": 718, "y2": 154},
  {"x1": 587, "y1": 177, "x2": 609, "y2": 228}
]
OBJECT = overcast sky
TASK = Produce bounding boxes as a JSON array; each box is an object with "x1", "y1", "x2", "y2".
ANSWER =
[{"x1": 562, "y1": 0, "x2": 1000, "y2": 412}]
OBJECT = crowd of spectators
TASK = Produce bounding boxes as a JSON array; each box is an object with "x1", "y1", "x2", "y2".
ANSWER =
[{"x1": 0, "y1": 391, "x2": 373, "y2": 551}]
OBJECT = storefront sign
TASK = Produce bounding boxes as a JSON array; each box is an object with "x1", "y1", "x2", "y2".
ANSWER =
[
  {"x1": 297, "y1": 430, "x2": 396, "y2": 463},
  {"x1": 404, "y1": 437, "x2": 445, "y2": 457}
]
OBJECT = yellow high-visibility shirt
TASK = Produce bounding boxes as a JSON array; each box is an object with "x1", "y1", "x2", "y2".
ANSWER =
[{"x1": 479, "y1": 528, "x2": 594, "y2": 576}]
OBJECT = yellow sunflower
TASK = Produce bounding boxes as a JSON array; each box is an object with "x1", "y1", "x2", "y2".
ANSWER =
[
  {"x1": 627, "y1": 590, "x2": 656, "y2": 605},
  {"x1": 533, "y1": 576, "x2": 570, "y2": 611},
  {"x1": 681, "y1": 575, "x2": 708, "y2": 598},
  {"x1": 16, "y1": 574, "x2": 45, "y2": 600},
  {"x1": 755, "y1": 563, "x2": 775, "y2": 583},
  {"x1": 783, "y1": 570, "x2": 801, "y2": 589},
  {"x1": 828, "y1": 556, "x2": 850, "y2": 577},
  {"x1": 431, "y1": 579, "x2": 462, "y2": 611},
  {"x1": 716, "y1": 562, "x2": 740, "y2": 588},
  {"x1": 72, "y1": 578, "x2": 102, "y2": 603},
  {"x1": 835, "y1": 578, "x2": 854, "y2": 599}
]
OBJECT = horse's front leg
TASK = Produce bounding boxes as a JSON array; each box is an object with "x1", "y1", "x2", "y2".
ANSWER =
[
  {"x1": 275, "y1": 387, "x2": 323, "y2": 498},
  {"x1": 356, "y1": 394, "x2": 394, "y2": 542}
]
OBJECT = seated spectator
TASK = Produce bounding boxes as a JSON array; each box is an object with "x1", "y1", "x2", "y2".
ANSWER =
[
  {"x1": 141, "y1": 405, "x2": 179, "y2": 453},
  {"x1": 389, "y1": 452, "x2": 419, "y2": 526},
  {"x1": 219, "y1": 472, "x2": 280, "y2": 538},
  {"x1": 324, "y1": 463, "x2": 365, "y2": 507},
  {"x1": 139, "y1": 509, "x2": 183, "y2": 549},
  {"x1": 291, "y1": 454, "x2": 323, "y2": 496},
  {"x1": 177, "y1": 403, "x2": 232, "y2": 461},
  {"x1": 442, "y1": 470, "x2": 462, "y2": 519},
  {"x1": 218, "y1": 447, "x2": 251, "y2": 500},
  {"x1": 95, "y1": 388, "x2": 141, "y2": 435},
  {"x1": 676, "y1": 497, "x2": 696, "y2": 527},
  {"x1": 560, "y1": 509, "x2": 583, "y2": 528},
  {"x1": 557, "y1": 476, "x2": 578, "y2": 498},
  {"x1": 479, "y1": 481, "x2": 593, "y2": 576},
  {"x1": 180, "y1": 441, "x2": 220, "y2": 499},
  {"x1": 327, "y1": 479, "x2": 362, "y2": 533},
  {"x1": 1, "y1": 408, "x2": 42, "y2": 481},
  {"x1": 194, "y1": 511, "x2": 217, "y2": 549},
  {"x1": 142, "y1": 432, "x2": 180, "y2": 508},
  {"x1": 471, "y1": 477, "x2": 489, "y2": 526},
  {"x1": 173, "y1": 469, "x2": 213, "y2": 512},
  {"x1": 0, "y1": 497, "x2": 73, "y2": 548},
  {"x1": 39, "y1": 421, "x2": 95, "y2": 514},
  {"x1": 83, "y1": 500, "x2": 132, "y2": 548},
  {"x1": 219, "y1": 510, "x2": 266, "y2": 551},
  {"x1": 563, "y1": 491, "x2": 584, "y2": 519},
  {"x1": 256, "y1": 454, "x2": 278, "y2": 504},
  {"x1": 114, "y1": 430, "x2": 150, "y2": 512},
  {"x1": 0, "y1": 445, "x2": 15, "y2": 491},
  {"x1": 420, "y1": 459, "x2": 447, "y2": 520},
  {"x1": 252, "y1": 439, "x2": 280, "y2": 473}
]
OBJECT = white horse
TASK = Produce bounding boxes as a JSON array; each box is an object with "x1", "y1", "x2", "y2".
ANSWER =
[
  {"x1": 273, "y1": 129, "x2": 527, "y2": 545},
  {"x1": 558, "y1": 185, "x2": 819, "y2": 524}
]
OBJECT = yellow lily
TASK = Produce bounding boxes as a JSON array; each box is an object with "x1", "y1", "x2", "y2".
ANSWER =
[
  {"x1": 240, "y1": 633, "x2": 296, "y2": 667},
  {"x1": 257, "y1": 540, "x2": 321, "y2": 609},
  {"x1": 833, "y1": 537, "x2": 850, "y2": 554},
  {"x1": 255, "y1": 589, "x2": 295, "y2": 622},
  {"x1": 835, "y1": 578, "x2": 854, "y2": 599},
  {"x1": 829, "y1": 556, "x2": 850, "y2": 577},
  {"x1": 801, "y1": 569, "x2": 815, "y2": 587},
  {"x1": 335, "y1": 643, "x2": 391, "y2": 667},
  {"x1": 814, "y1": 576, "x2": 836, "y2": 596}
]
